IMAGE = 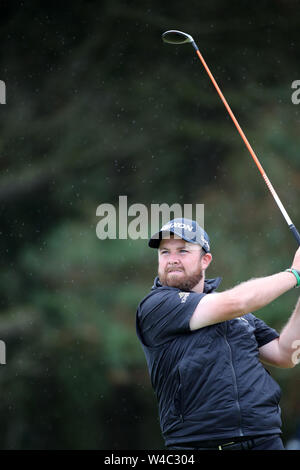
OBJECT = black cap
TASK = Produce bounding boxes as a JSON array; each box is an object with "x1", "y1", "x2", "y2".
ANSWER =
[{"x1": 148, "y1": 218, "x2": 210, "y2": 252}]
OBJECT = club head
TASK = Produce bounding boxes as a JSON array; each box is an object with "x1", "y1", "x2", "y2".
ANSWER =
[{"x1": 162, "y1": 30, "x2": 194, "y2": 45}]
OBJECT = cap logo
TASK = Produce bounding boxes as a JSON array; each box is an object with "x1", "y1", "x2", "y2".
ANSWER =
[{"x1": 161, "y1": 222, "x2": 193, "y2": 232}]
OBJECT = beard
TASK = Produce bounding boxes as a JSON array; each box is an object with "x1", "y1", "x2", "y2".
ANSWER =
[{"x1": 158, "y1": 263, "x2": 204, "y2": 291}]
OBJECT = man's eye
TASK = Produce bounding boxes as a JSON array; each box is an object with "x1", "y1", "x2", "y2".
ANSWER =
[{"x1": 180, "y1": 249, "x2": 188, "y2": 253}]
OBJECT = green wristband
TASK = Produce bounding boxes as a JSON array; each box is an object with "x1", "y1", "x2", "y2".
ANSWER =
[{"x1": 285, "y1": 268, "x2": 300, "y2": 288}]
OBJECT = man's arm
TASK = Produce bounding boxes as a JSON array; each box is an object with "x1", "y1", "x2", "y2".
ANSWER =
[
  {"x1": 259, "y1": 297, "x2": 300, "y2": 368},
  {"x1": 190, "y1": 246, "x2": 300, "y2": 331},
  {"x1": 190, "y1": 272, "x2": 296, "y2": 330}
]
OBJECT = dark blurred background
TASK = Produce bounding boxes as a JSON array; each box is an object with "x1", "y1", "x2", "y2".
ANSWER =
[{"x1": 0, "y1": 0, "x2": 299, "y2": 449}]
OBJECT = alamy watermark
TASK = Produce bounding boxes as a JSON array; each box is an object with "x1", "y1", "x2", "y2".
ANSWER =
[
  {"x1": 291, "y1": 80, "x2": 300, "y2": 104},
  {"x1": 0, "y1": 80, "x2": 6, "y2": 104},
  {"x1": 95, "y1": 196, "x2": 205, "y2": 240},
  {"x1": 292, "y1": 339, "x2": 300, "y2": 366},
  {"x1": 0, "y1": 340, "x2": 6, "y2": 365}
]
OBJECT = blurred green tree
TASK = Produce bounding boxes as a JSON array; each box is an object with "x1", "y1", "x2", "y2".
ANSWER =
[{"x1": 0, "y1": 0, "x2": 299, "y2": 449}]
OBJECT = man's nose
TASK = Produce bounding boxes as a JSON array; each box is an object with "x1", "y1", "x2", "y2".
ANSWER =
[{"x1": 167, "y1": 253, "x2": 180, "y2": 264}]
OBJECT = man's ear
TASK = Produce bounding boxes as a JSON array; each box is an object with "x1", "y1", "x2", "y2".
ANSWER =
[{"x1": 202, "y1": 252, "x2": 213, "y2": 270}]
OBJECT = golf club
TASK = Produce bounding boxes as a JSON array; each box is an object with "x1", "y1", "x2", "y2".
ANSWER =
[{"x1": 162, "y1": 29, "x2": 300, "y2": 246}]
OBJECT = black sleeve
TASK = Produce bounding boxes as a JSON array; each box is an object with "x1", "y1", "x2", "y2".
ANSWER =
[
  {"x1": 137, "y1": 288, "x2": 205, "y2": 347},
  {"x1": 253, "y1": 315, "x2": 280, "y2": 348}
]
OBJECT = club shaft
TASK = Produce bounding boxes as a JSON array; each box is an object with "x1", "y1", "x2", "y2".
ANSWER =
[{"x1": 192, "y1": 42, "x2": 300, "y2": 245}]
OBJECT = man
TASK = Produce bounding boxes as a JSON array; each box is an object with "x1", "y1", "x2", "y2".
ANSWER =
[{"x1": 136, "y1": 218, "x2": 300, "y2": 450}]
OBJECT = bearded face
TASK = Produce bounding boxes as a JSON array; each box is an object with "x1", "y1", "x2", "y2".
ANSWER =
[
  {"x1": 159, "y1": 267, "x2": 204, "y2": 291},
  {"x1": 158, "y1": 236, "x2": 207, "y2": 291}
]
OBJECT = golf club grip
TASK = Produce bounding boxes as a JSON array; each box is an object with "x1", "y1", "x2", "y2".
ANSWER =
[{"x1": 289, "y1": 224, "x2": 300, "y2": 246}]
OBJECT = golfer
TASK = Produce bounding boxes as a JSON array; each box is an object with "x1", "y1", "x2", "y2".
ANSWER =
[{"x1": 136, "y1": 218, "x2": 300, "y2": 450}]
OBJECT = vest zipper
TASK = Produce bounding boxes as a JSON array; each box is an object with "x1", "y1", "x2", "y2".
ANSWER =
[
  {"x1": 223, "y1": 322, "x2": 243, "y2": 437},
  {"x1": 178, "y1": 368, "x2": 184, "y2": 422}
]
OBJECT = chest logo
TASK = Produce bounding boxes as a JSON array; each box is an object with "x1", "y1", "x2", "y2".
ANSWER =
[{"x1": 178, "y1": 292, "x2": 190, "y2": 303}]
